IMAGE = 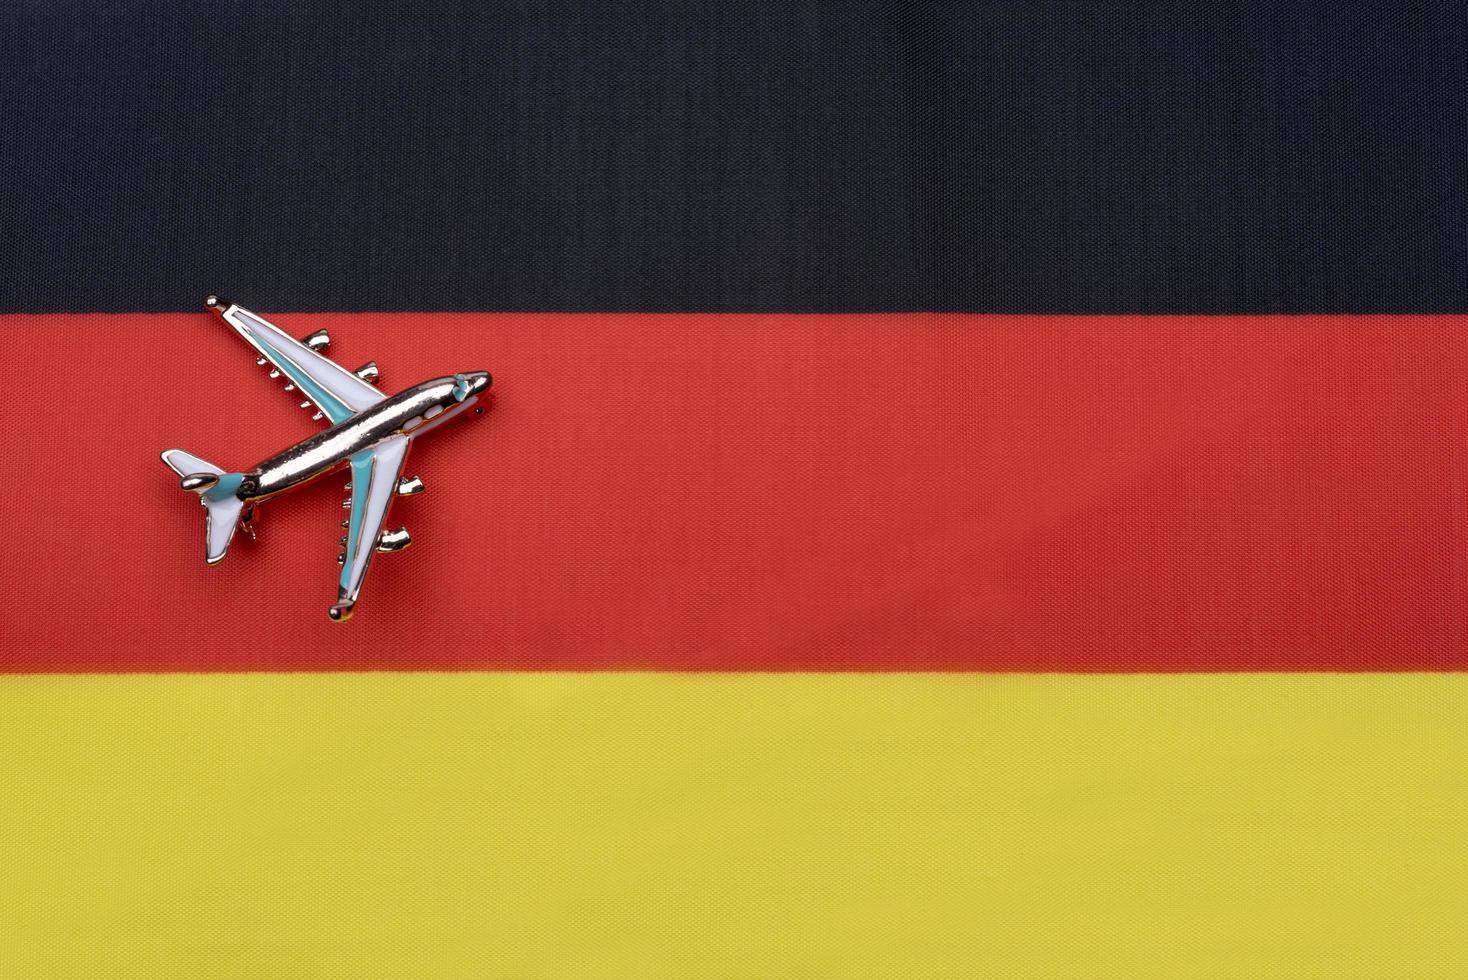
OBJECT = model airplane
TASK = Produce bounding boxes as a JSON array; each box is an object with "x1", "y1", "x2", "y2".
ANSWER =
[{"x1": 161, "y1": 296, "x2": 491, "y2": 621}]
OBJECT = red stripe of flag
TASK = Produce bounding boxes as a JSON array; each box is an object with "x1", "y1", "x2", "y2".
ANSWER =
[{"x1": 2, "y1": 313, "x2": 1463, "y2": 671}]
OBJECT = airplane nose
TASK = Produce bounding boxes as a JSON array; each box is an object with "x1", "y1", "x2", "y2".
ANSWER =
[{"x1": 467, "y1": 371, "x2": 491, "y2": 394}]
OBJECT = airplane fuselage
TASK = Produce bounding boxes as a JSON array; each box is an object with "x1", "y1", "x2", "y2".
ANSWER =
[{"x1": 237, "y1": 373, "x2": 489, "y2": 502}]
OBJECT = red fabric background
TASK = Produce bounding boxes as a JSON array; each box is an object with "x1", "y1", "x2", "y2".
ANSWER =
[{"x1": 1, "y1": 312, "x2": 1463, "y2": 670}]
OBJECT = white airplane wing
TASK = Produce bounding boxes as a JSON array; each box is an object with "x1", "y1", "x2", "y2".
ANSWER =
[
  {"x1": 215, "y1": 300, "x2": 384, "y2": 425},
  {"x1": 332, "y1": 435, "x2": 411, "y2": 621}
]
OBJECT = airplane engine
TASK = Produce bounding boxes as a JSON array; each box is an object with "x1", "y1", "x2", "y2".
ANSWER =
[{"x1": 377, "y1": 528, "x2": 411, "y2": 552}]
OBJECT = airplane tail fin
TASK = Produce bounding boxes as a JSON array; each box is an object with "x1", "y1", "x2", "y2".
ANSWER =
[{"x1": 160, "y1": 449, "x2": 247, "y2": 564}]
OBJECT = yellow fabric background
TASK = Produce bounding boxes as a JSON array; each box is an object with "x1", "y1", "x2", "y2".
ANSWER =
[{"x1": 2, "y1": 673, "x2": 1463, "y2": 978}]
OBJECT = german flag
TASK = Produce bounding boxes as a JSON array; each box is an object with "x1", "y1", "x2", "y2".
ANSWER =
[{"x1": 2, "y1": 4, "x2": 1464, "y2": 976}]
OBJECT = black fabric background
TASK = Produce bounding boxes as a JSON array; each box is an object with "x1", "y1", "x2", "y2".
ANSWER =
[{"x1": 3, "y1": 2, "x2": 1464, "y2": 312}]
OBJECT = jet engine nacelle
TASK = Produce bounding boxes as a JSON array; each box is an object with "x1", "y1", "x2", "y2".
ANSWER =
[{"x1": 377, "y1": 527, "x2": 411, "y2": 552}]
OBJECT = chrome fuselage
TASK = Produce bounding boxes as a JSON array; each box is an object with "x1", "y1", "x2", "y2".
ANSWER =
[{"x1": 237, "y1": 372, "x2": 490, "y2": 501}]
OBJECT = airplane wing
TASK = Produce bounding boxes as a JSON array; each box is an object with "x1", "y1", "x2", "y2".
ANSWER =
[
  {"x1": 214, "y1": 300, "x2": 384, "y2": 425},
  {"x1": 332, "y1": 435, "x2": 410, "y2": 621}
]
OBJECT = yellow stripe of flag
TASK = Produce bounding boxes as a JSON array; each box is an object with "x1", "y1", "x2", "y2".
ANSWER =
[{"x1": 2, "y1": 673, "x2": 1464, "y2": 978}]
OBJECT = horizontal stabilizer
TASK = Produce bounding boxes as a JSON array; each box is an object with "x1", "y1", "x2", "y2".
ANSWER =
[
  {"x1": 160, "y1": 449, "x2": 224, "y2": 481},
  {"x1": 160, "y1": 449, "x2": 246, "y2": 564}
]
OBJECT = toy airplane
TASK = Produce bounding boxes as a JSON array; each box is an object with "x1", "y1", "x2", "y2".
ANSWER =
[{"x1": 161, "y1": 296, "x2": 491, "y2": 621}]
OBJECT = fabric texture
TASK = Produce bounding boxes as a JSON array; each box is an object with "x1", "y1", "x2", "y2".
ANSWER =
[
  {"x1": 2, "y1": 673, "x2": 1464, "y2": 979},
  {"x1": 2, "y1": 312, "x2": 1464, "y2": 668},
  {"x1": 2, "y1": 3, "x2": 1466, "y2": 313},
  {"x1": 2, "y1": 2, "x2": 1465, "y2": 977}
]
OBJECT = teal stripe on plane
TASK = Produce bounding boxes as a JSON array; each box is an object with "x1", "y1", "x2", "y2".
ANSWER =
[
  {"x1": 257, "y1": 332, "x2": 354, "y2": 424},
  {"x1": 202, "y1": 472, "x2": 243, "y2": 503},
  {"x1": 340, "y1": 450, "x2": 376, "y2": 590}
]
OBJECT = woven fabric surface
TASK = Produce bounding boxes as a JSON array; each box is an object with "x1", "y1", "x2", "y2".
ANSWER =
[{"x1": 2, "y1": 3, "x2": 1465, "y2": 977}]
